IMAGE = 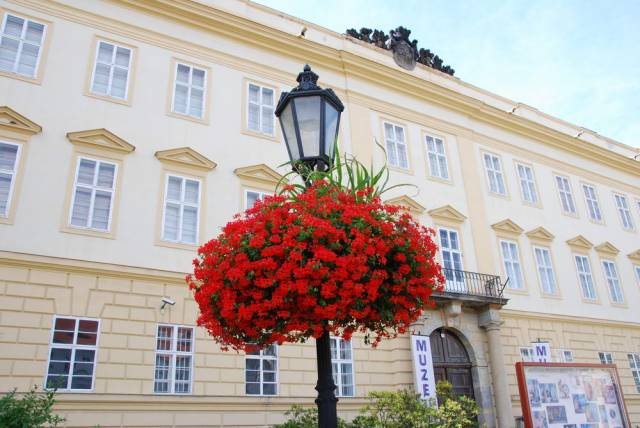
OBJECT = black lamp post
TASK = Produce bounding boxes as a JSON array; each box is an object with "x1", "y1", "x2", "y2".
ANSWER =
[{"x1": 275, "y1": 65, "x2": 344, "y2": 428}]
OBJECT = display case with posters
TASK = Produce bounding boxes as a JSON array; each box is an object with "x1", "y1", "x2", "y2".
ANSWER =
[{"x1": 516, "y1": 362, "x2": 630, "y2": 428}]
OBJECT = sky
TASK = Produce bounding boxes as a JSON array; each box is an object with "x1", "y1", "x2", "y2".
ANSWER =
[{"x1": 255, "y1": 0, "x2": 640, "y2": 148}]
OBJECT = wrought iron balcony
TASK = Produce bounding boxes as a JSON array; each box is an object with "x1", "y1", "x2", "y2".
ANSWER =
[{"x1": 436, "y1": 268, "x2": 507, "y2": 301}]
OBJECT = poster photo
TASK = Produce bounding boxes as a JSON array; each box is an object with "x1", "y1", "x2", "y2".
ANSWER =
[{"x1": 515, "y1": 362, "x2": 630, "y2": 428}]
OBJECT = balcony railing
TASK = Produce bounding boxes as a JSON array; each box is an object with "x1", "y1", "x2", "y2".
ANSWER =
[{"x1": 439, "y1": 268, "x2": 507, "y2": 299}]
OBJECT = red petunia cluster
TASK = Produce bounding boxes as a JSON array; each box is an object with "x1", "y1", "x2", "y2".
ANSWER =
[{"x1": 187, "y1": 181, "x2": 444, "y2": 351}]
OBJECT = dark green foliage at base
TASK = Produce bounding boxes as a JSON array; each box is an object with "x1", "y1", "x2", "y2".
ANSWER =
[{"x1": 0, "y1": 386, "x2": 64, "y2": 428}]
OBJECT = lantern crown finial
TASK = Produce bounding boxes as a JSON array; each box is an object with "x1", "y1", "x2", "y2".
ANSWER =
[{"x1": 294, "y1": 64, "x2": 320, "y2": 91}]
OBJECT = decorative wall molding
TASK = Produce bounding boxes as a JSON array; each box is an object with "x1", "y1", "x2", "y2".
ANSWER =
[
  {"x1": 525, "y1": 227, "x2": 555, "y2": 242},
  {"x1": 234, "y1": 164, "x2": 285, "y2": 187},
  {"x1": 594, "y1": 242, "x2": 620, "y2": 256},
  {"x1": 491, "y1": 219, "x2": 524, "y2": 236},
  {"x1": 626, "y1": 249, "x2": 640, "y2": 263},
  {"x1": 0, "y1": 106, "x2": 42, "y2": 136},
  {"x1": 66, "y1": 129, "x2": 135, "y2": 153},
  {"x1": 427, "y1": 205, "x2": 466, "y2": 223},
  {"x1": 155, "y1": 147, "x2": 216, "y2": 170},
  {"x1": 385, "y1": 195, "x2": 425, "y2": 214},
  {"x1": 566, "y1": 235, "x2": 594, "y2": 250}
]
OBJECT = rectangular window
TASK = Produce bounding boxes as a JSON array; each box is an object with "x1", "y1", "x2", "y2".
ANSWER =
[
  {"x1": 555, "y1": 175, "x2": 576, "y2": 214},
  {"x1": 602, "y1": 260, "x2": 624, "y2": 304},
  {"x1": 614, "y1": 193, "x2": 634, "y2": 230},
  {"x1": 330, "y1": 337, "x2": 354, "y2": 397},
  {"x1": 154, "y1": 325, "x2": 194, "y2": 394},
  {"x1": 46, "y1": 316, "x2": 99, "y2": 391},
  {"x1": 172, "y1": 63, "x2": 206, "y2": 118},
  {"x1": 162, "y1": 175, "x2": 200, "y2": 245},
  {"x1": 520, "y1": 347, "x2": 534, "y2": 362},
  {"x1": 69, "y1": 157, "x2": 117, "y2": 231},
  {"x1": 90, "y1": 40, "x2": 132, "y2": 99},
  {"x1": 635, "y1": 265, "x2": 640, "y2": 284},
  {"x1": 425, "y1": 135, "x2": 449, "y2": 180},
  {"x1": 533, "y1": 247, "x2": 557, "y2": 294},
  {"x1": 439, "y1": 228, "x2": 464, "y2": 288},
  {"x1": 515, "y1": 163, "x2": 538, "y2": 204},
  {"x1": 0, "y1": 141, "x2": 21, "y2": 217},
  {"x1": 0, "y1": 13, "x2": 46, "y2": 78},
  {"x1": 483, "y1": 153, "x2": 506, "y2": 195},
  {"x1": 245, "y1": 189, "x2": 268, "y2": 210},
  {"x1": 628, "y1": 353, "x2": 640, "y2": 393},
  {"x1": 500, "y1": 240, "x2": 524, "y2": 289},
  {"x1": 247, "y1": 83, "x2": 275, "y2": 135},
  {"x1": 246, "y1": 345, "x2": 277, "y2": 396},
  {"x1": 383, "y1": 122, "x2": 408, "y2": 169},
  {"x1": 556, "y1": 349, "x2": 573, "y2": 362},
  {"x1": 599, "y1": 352, "x2": 613, "y2": 364},
  {"x1": 582, "y1": 184, "x2": 602, "y2": 222},
  {"x1": 574, "y1": 255, "x2": 596, "y2": 300}
]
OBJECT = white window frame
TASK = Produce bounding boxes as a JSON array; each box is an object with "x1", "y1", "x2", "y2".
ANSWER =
[
  {"x1": 515, "y1": 162, "x2": 538, "y2": 204},
  {"x1": 533, "y1": 246, "x2": 557, "y2": 295},
  {"x1": 635, "y1": 265, "x2": 640, "y2": 285},
  {"x1": 90, "y1": 40, "x2": 132, "y2": 100},
  {"x1": 438, "y1": 227, "x2": 464, "y2": 288},
  {"x1": 171, "y1": 62, "x2": 207, "y2": 119},
  {"x1": 425, "y1": 134, "x2": 449, "y2": 180},
  {"x1": 628, "y1": 353, "x2": 640, "y2": 393},
  {"x1": 0, "y1": 141, "x2": 21, "y2": 218},
  {"x1": 520, "y1": 347, "x2": 534, "y2": 362},
  {"x1": 599, "y1": 352, "x2": 613, "y2": 365},
  {"x1": 500, "y1": 239, "x2": 524, "y2": 289},
  {"x1": 483, "y1": 152, "x2": 506, "y2": 196},
  {"x1": 45, "y1": 315, "x2": 100, "y2": 392},
  {"x1": 245, "y1": 345, "x2": 278, "y2": 396},
  {"x1": 161, "y1": 174, "x2": 201, "y2": 244},
  {"x1": 244, "y1": 189, "x2": 269, "y2": 210},
  {"x1": 556, "y1": 349, "x2": 573, "y2": 362},
  {"x1": 601, "y1": 260, "x2": 624, "y2": 304},
  {"x1": 383, "y1": 121, "x2": 409, "y2": 169},
  {"x1": 555, "y1": 175, "x2": 577, "y2": 215},
  {"x1": 582, "y1": 183, "x2": 602, "y2": 222},
  {"x1": 613, "y1": 193, "x2": 634, "y2": 230},
  {"x1": 0, "y1": 13, "x2": 47, "y2": 78},
  {"x1": 330, "y1": 336, "x2": 355, "y2": 397},
  {"x1": 574, "y1": 255, "x2": 596, "y2": 300},
  {"x1": 247, "y1": 82, "x2": 276, "y2": 136},
  {"x1": 153, "y1": 324, "x2": 195, "y2": 395},
  {"x1": 68, "y1": 156, "x2": 117, "y2": 232}
]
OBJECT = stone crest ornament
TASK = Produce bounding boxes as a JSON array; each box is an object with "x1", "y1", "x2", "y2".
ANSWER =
[{"x1": 389, "y1": 29, "x2": 416, "y2": 70}]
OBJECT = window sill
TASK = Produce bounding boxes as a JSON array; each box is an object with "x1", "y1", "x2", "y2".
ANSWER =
[
  {"x1": 426, "y1": 174, "x2": 454, "y2": 186},
  {"x1": 0, "y1": 69, "x2": 42, "y2": 85},
  {"x1": 166, "y1": 110, "x2": 209, "y2": 126},
  {"x1": 61, "y1": 225, "x2": 115, "y2": 239},
  {"x1": 241, "y1": 128, "x2": 279, "y2": 143},
  {"x1": 155, "y1": 239, "x2": 200, "y2": 252},
  {"x1": 388, "y1": 165, "x2": 414, "y2": 175},
  {"x1": 83, "y1": 91, "x2": 131, "y2": 107}
]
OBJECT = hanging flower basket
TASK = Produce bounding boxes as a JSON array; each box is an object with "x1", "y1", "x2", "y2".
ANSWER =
[{"x1": 188, "y1": 162, "x2": 444, "y2": 351}]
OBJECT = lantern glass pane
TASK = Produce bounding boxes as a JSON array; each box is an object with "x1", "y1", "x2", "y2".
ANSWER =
[
  {"x1": 324, "y1": 102, "x2": 339, "y2": 160},
  {"x1": 293, "y1": 96, "x2": 321, "y2": 159},
  {"x1": 279, "y1": 103, "x2": 300, "y2": 161}
]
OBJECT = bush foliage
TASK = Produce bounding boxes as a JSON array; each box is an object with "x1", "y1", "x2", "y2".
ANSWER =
[{"x1": 0, "y1": 386, "x2": 64, "y2": 428}]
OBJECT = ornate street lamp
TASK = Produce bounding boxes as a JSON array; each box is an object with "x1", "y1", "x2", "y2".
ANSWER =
[
  {"x1": 275, "y1": 65, "x2": 344, "y2": 428},
  {"x1": 276, "y1": 64, "x2": 344, "y2": 174}
]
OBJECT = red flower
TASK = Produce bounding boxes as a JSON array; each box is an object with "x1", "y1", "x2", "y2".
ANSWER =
[{"x1": 187, "y1": 181, "x2": 444, "y2": 351}]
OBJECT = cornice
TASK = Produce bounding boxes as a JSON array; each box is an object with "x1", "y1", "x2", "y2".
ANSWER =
[
  {"x1": 0, "y1": 106, "x2": 42, "y2": 136},
  {"x1": 155, "y1": 147, "x2": 217, "y2": 171},
  {"x1": 566, "y1": 235, "x2": 594, "y2": 251},
  {"x1": 491, "y1": 219, "x2": 524, "y2": 236},
  {"x1": 14, "y1": 0, "x2": 640, "y2": 179},
  {"x1": 234, "y1": 163, "x2": 285, "y2": 187},
  {"x1": 525, "y1": 227, "x2": 555, "y2": 242},
  {"x1": 67, "y1": 128, "x2": 135, "y2": 153},
  {"x1": 594, "y1": 241, "x2": 620, "y2": 257},
  {"x1": 427, "y1": 205, "x2": 467, "y2": 223},
  {"x1": 384, "y1": 195, "x2": 425, "y2": 214}
]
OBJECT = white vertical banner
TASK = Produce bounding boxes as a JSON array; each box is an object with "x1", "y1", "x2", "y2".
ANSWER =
[
  {"x1": 531, "y1": 341, "x2": 551, "y2": 363},
  {"x1": 411, "y1": 335, "x2": 437, "y2": 404}
]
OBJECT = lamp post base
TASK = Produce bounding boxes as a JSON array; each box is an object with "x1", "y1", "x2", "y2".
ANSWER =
[{"x1": 315, "y1": 330, "x2": 338, "y2": 428}]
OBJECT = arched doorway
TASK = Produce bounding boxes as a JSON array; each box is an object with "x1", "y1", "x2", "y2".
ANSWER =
[{"x1": 430, "y1": 328, "x2": 474, "y2": 398}]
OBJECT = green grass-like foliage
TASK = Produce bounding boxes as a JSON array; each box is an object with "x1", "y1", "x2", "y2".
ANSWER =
[{"x1": 0, "y1": 386, "x2": 64, "y2": 428}]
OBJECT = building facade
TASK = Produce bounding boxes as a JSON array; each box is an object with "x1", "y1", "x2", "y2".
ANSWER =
[{"x1": 1, "y1": 1, "x2": 639, "y2": 427}]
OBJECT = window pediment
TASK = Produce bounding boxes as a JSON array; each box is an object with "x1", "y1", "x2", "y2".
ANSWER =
[
  {"x1": 67, "y1": 128, "x2": 135, "y2": 153},
  {"x1": 385, "y1": 195, "x2": 425, "y2": 214},
  {"x1": 234, "y1": 164, "x2": 285, "y2": 187},
  {"x1": 155, "y1": 147, "x2": 216, "y2": 170},
  {"x1": 525, "y1": 226, "x2": 554, "y2": 242},
  {"x1": 594, "y1": 241, "x2": 619, "y2": 256},
  {"x1": 491, "y1": 219, "x2": 524, "y2": 235},
  {"x1": 427, "y1": 205, "x2": 466, "y2": 223},
  {"x1": 566, "y1": 235, "x2": 593, "y2": 250},
  {"x1": 0, "y1": 106, "x2": 42, "y2": 136},
  {"x1": 628, "y1": 249, "x2": 640, "y2": 262}
]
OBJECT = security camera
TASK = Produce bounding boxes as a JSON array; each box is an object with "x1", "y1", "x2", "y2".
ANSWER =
[{"x1": 160, "y1": 297, "x2": 176, "y2": 310}]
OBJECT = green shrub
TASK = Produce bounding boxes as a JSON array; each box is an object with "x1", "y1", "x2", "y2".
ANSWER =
[
  {"x1": 0, "y1": 386, "x2": 64, "y2": 428},
  {"x1": 275, "y1": 381, "x2": 481, "y2": 428}
]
